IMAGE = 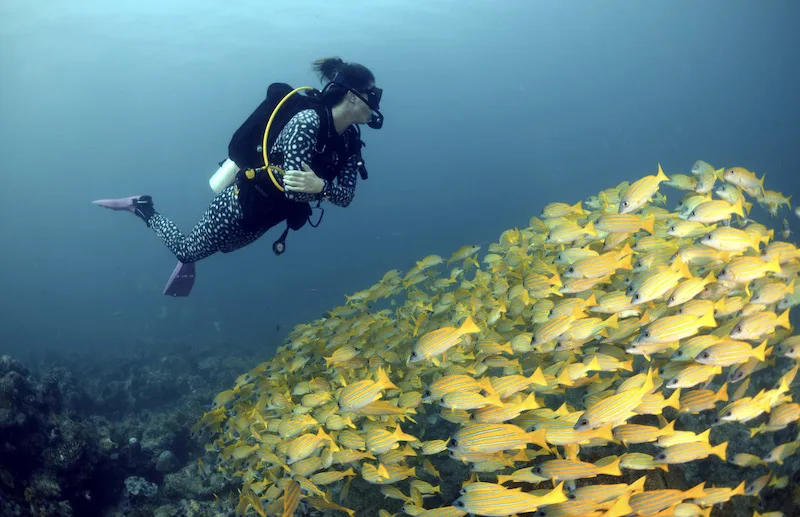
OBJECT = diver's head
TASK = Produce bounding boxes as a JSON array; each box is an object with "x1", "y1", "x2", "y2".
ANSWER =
[{"x1": 313, "y1": 56, "x2": 383, "y2": 130}]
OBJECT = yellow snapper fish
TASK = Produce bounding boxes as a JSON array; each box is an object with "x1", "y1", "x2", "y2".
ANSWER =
[
  {"x1": 452, "y1": 482, "x2": 567, "y2": 516},
  {"x1": 573, "y1": 369, "x2": 655, "y2": 431},
  {"x1": 723, "y1": 166, "x2": 765, "y2": 197},
  {"x1": 200, "y1": 162, "x2": 800, "y2": 517},
  {"x1": 409, "y1": 316, "x2": 481, "y2": 365},
  {"x1": 337, "y1": 366, "x2": 399, "y2": 412},
  {"x1": 619, "y1": 164, "x2": 670, "y2": 214}
]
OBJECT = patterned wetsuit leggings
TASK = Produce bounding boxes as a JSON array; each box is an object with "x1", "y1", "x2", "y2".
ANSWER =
[{"x1": 148, "y1": 185, "x2": 267, "y2": 263}]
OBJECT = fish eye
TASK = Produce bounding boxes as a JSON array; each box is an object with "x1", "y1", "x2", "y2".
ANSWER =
[
  {"x1": 644, "y1": 331, "x2": 650, "y2": 338},
  {"x1": 633, "y1": 294, "x2": 641, "y2": 302},
  {"x1": 658, "y1": 367, "x2": 666, "y2": 375},
  {"x1": 448, "y1": 439, "x2": 457, "y2": 447},
  {"x1": 579, "y1": 419, "x2": 588, "y2": 427},
  {"x1": 567, "y1": 493, "x2": 576, "y2": 500},
  {"x1": 732, "y1": 371, "x2": 744, "y2": 381},
  {"x1": 410, "y1": 351, "x2": 417, "y2": 358},
  {"x1": 720, "y1": 269, "x2": 727, "y2": 276},
  {"x1": 669, "y1": 226, "x2": 675, "y2": 232},
  {"x1": 733, "y1": 325, "x2": 742, "y2": 334},
  {"x1": 568, "y1": 267, "x2": 575, "y2": 274},
  {"x1": 675, "y1": 351, "x2": 683, "y2": 357},
  {"x1": 534, "y1": 466, "x2": 543, "y2": 474},
  {"x1": 699, "y1": 352, "x2": 709, "y2": 359},
  {"x1": 724, "y1": 411, "x2": 732, "y2": 417},
  {"x1": 622, "y1": 201, "x2": 629, "y2": 207},
  {"x1": 690, "y1": 210, "x2": 696, "y2": 216},
  {"x1": 655, "y1": 453, "x2": 666, "y2": 461},
  {"x1": 423, "y1": 390, "x2": 431, "y2": 398}
]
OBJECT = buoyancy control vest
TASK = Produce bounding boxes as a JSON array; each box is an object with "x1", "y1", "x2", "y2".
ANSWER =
[{"x1": 228, "y1": 83, "x2": 368, "y2": 254}]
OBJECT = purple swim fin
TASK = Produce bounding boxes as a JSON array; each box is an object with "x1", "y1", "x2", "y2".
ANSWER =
[
  {"x1": 92, "y1": 195, "x2": 145, "y2": 212},
  {"x1": 163, "y1": 262, "x2": 196, "y2": 297}
]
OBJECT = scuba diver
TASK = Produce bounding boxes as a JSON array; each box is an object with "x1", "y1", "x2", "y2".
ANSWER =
[{"x1": 93, "y1": 57, "x2": 383, "y2": 296}]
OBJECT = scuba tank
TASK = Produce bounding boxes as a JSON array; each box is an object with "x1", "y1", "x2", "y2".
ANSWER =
[{"x1": 209, "y1": 158, "x2": 240, "y2": 194}]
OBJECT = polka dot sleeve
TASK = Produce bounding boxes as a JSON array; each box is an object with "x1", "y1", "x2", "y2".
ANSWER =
[{"x1": 272, "y1": 109, "x2": 358, "y2": 207}]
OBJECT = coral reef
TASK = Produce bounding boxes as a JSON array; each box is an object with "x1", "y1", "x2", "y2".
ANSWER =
[{"x1": 0, "y1": 341, "x2": 262, "y2": 516}]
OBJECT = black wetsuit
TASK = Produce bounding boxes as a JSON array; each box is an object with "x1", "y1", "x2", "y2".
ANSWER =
[{"x1": 149, "y1": 109, "x2": 360, "y2": 263}]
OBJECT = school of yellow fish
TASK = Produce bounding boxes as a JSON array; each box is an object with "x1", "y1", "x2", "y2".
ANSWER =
[{"x1": 195, "y1": 161, "x2": 800, "y2": 517}]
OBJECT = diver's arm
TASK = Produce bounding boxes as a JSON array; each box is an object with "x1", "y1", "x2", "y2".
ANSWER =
[
  {"x1": 321, "y1": 154, "x2": 358, "y2": 208},
  {"x1": 280, "y1": 110, "x2": 325, "y2": 203}
]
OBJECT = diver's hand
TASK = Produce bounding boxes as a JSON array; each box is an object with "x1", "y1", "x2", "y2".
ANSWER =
[{"x1": 284, "y1": 162, "x2": 324, "y2": 194}]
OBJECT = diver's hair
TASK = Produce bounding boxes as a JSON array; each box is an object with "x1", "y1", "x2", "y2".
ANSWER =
[{"x1": 312, "y1": 57, "x2": 375, "y2": 107}]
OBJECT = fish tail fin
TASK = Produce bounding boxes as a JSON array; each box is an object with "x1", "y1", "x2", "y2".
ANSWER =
[
  {"x1": 376, "y1": 463, "x2": 390, "y2": 480},
  {"x1": 525, "y1": 428, "x2": 551, "y2": 452},
  {"x1": 597, "y1": 456, "x2": 623, "y2": 476},
  {"x1": 595, "y1": 423, "x2": 615, "y2": 443},
  {"x1": 641, "y1": 368, "x2": 656, "y2": 395},
  {"x1": 393, "y1": 425, "x2": 418, "y2": 442},
  {"x1": 665, "y1": 388, "x2": 682, "y2": 410},
  {"x1": 711, "y1": 441, "x2": 728, "y2": 461},
  {"x1": 777, "y1": 309, "x2": 792, "y2": 329},
  {"x1": 660, "y1": 419, "x2": 676, "y2": 435},
  {"x1": 529, "y1": 366, "x2": 548, "y2": 386},
  {"x1": 630, "y1": 475, "x2": 647, "y2": 493},
  {"x1": 485, "y1": 393, "x2": 505, "y2": 408},
  {"x1": 601, "y1": 493, "x2": 632, "y2": 517},
  {"x1": 377, "y1": 367, "x2": 400, "y2": 391},
  {"x1": 683, "y1": 482, "x2": 707, "y2": 500},
  {"x1": 716, "y1": 382, "x2": 729, "y2": 402},
  {"x1": 656, "y1": 163, "x2": 669, "y2": 182},
  {"x1": 752, "y1": 340, "x2": 767, "y2": 362},
  {"x1": 732, "y1": 481, "x2": 746, "y2": 496},
  {"x1": 766, "y1": 257, "x2": 782, "y2": 274},
  {"x1": 584, "y1": 220, "x2": 597, "y2": 237},
  {"x1": 643, "y1": 215, "x2": 656, "y2": 235},
  {"x1": 732, "y1": 197, "x2": 745, "y2": 218},
  {"x1": 520, "y1": 393, "x2": 540, "y2": 411},
  {"x1": 557, "y1": 368, "x2": 574, "y2": 387},
  {"x1": 697, "y1": 310, "x2": 717, "y2": 329},
  {"x1": 619, "y1": 359, "x2": 633, "y2": 371},
  {"x1": 459, "y1": 316, "x2": 481, "y2": 335}
]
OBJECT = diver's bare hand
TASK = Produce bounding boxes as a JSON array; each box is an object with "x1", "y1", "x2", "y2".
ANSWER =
[{"x1": 284, "y1": 162, "x2": 324, "y2": 194}]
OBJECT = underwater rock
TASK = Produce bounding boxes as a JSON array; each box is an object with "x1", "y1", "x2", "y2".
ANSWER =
[
  {"x1": 124, "y1": 475, "x2": 159, "y2": 498},
  {"x1": 156, "y1": 450, "x2": 180, "y2": 473},
  {"x1": 162, "y1": 462, "x2": 227, "y2": 499}
]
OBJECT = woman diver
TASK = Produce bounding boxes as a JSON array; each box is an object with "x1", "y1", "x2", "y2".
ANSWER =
[{"x1": 93, "y1": 57, "x2": 384, "y2": 296}]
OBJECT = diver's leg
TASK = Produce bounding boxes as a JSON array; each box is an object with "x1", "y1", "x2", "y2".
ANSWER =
[{"x1": 149, "y1": 186, "x2": 263, "y2": 263}]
